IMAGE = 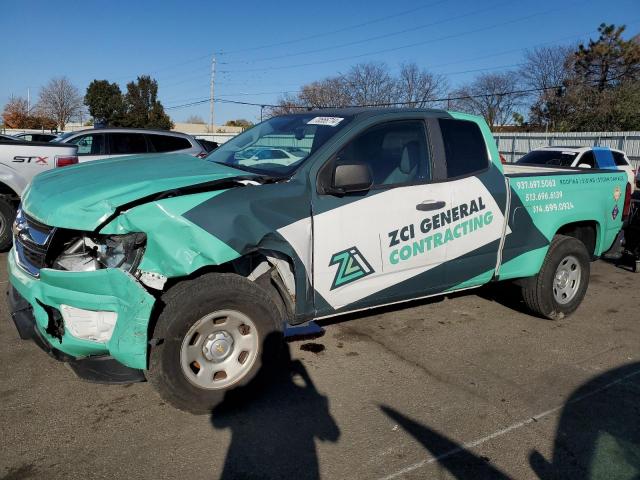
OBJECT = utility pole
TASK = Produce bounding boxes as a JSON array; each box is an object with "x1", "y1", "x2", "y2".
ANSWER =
[
  {"x1": 209, "y1": 54, "x2": 216, "y2": 134},
  {"x1": 27, "y1": 88, "x2": 30, "y2": 113}
]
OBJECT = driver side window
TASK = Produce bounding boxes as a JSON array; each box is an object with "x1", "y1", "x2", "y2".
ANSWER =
[{"x1": 335, "y1": 121, "x2": 430, "y2": 187}]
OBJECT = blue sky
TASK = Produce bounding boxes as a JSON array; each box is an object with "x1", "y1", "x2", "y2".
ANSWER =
[{"x1": 1, "y1": 0, "x2": 638, "y2": 125}]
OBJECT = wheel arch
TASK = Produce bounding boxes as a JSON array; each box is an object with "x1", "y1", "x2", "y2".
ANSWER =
[
  {"x1": 0, "y1": 179, "x2": 20, "y2": 201},
  {"x1": 555, "y1": 220, "x2": 600, "y2": 259},
  {"x1": 163, "y1": 248, "x2": 301, "y2": 323}
]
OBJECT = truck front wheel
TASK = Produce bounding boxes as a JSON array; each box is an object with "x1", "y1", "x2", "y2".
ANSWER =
[
  {"x1": 521, "y1": 235, "x2": 590, "y2": 320},
  {"x1": 147, "y1": 273, "x2": 284, "y2": 414},
  {"x1": 0, "y1": 197, "x2": 16, "y2": 251}
]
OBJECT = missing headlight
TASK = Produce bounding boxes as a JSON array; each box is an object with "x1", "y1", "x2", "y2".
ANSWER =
[{"x1": 53, "y1": 233, "x2": 146, "y2": 273}]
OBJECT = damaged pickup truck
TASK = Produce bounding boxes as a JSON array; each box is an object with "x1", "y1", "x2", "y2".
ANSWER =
[{"x1": 8, "y1": 108, "x2": 631, "y2": 413}]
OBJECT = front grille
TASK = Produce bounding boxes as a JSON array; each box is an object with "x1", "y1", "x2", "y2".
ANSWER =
[{"x1": 14, "y1": 211, "x2": 56, "y2": 277}]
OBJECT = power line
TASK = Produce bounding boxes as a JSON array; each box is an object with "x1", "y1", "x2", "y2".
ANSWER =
[
  {"x1": 164, "y1": 79, "x2": 608, "y2": 112},
  {"x1": 109, "y1": 0, "x2": 447, "y2": 84},
  {"x1": 219, "y1": 0, "x2": 449, "y2": 55},
  {"x1": 221, "y1": 1, "x2": 509, "y2": 66},
  {"x1": 218, "y1": 2, "x2": 584, "y2": 74}
]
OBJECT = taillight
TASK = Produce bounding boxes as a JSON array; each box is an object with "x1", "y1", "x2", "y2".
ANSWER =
[
  {"x1": 196, "y1": 151, "x2": 208, "y2": 159},
  {"x1": 622, "y1": 182, "x2": 632, "y2": 220},
  {"x1": 55, "y1": 155, "x2": 78, "y2": 167}
]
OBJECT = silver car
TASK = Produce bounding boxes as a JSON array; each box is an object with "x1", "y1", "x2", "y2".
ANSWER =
[{"x1": 55, "y1": 128, "x2": 206, "y2": 162}]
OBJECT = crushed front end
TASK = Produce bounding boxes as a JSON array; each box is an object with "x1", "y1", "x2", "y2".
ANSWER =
[{"x1": 8, "y1": 208, "x2": 155, "y2": 383}]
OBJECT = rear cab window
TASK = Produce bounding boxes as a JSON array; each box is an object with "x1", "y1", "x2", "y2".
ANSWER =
[{"x1": 439, "y1": 119, "x2": 489, "y2": 178}]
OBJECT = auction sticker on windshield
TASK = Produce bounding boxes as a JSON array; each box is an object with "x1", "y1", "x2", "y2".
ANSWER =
[{"x1": 307, "y1": 117, "x2": 344, "y2": 127}]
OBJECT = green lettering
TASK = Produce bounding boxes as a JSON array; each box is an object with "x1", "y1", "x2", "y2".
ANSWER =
[
  {"x1": 425, "y1": 235, "x2": 433, "y2": 251},
  {"x1": 413, "y1": 240, "x2": 424, "y2": 256},
  {"x1": 400, "y1": 245, "x2": 412, "y2": 261},
  {"x1": 390, "y1": 250, "x2": 399, "y2": 265},
  {"x1": 444, "y1": 228, "x2": 454, "y2": 243},
  {"x1": 433, "y1": 233, "x2": 443, "y2": 247}
]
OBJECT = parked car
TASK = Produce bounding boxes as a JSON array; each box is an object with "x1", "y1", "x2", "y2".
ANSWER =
[
  {"x1": 8, "y1": 109, "x2": 631, "y2": 413},
  {"x1": 0, "y1": 138, "x2": 78, "y2": 249},
  {"x1": 197, "y1": 138, "x2": 219, "y2": 153},
  {"x1": 516, "y1": 146, "x2": 636, "y2": 191},
  {"x1": 55, "y1": 128, "x2": 206, "y2": 162},
  {"x1": 236, "y1": 147, "x2": 305, "y2": 167},
  {"x1": 13, "y1": 132, "x2": 58, "y2": 142}
]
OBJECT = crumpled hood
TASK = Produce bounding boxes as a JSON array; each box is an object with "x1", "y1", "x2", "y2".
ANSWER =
[{"x1": 21, "y1": 153, "x2": 252, "y2": 230}]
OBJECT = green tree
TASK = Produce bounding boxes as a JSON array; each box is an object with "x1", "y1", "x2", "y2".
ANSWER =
[
  {"x1": 84, "y1": 80, "x2": 124, "y2": 126},
  {"x1": 123, "y1": 76, "x2": 173, "y2": 130},
  {"x1": 575, "y1": 23, "x2": 640, "y2": 91}
]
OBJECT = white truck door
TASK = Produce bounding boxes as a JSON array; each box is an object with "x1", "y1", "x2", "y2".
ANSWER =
[{"x1": 312, "y1": 120, "x2": 450, "y2": 314}]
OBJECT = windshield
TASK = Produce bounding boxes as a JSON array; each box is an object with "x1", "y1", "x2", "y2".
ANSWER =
[
  {"x1": 516, "y1": 150, "x2": 578, "y2": 167},
  {"x1": 207, "y1": 114, "x2": 353, "y2": 176}
]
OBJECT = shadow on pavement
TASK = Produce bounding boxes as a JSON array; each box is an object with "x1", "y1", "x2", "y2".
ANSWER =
[
  {"x1": 530, "y1": 362, "x2": 640, "y2": 479},
  {"x1": 381, "y1": 362, "x2": 640, "y2": 480},
  {"x1": 211, "y1": 338, "x2": 339, "y2": 480},
  {"x1": 380, "y1": 405, "x2": 510, "y2": 479},
  {"x1": 476, "y1": 281, "x2": 533, "y2": 317}
]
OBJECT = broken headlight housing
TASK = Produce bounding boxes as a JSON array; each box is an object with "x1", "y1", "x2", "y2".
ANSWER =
[{"x1": 52, "y1": 233, "x2": 146, "y2": 273}]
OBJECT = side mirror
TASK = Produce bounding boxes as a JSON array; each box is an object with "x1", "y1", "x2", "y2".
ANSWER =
[
  {"x1": 577, "y1": 163, "x2": 592, "y2": 169},
  {"x1": 328, "y1": 163, "x2": 373, "y2": 195}
]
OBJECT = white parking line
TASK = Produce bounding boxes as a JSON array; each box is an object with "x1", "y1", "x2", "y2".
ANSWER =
[{"x1": 380, "y1": 367, "x2": 640, "y2": 480}]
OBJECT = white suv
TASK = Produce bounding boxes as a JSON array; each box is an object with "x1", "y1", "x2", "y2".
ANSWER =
[
  {"x1": 517, "y1": 146, "x2": 636, "y2": 192},
  {"x1": 55, "y1": 128, "x2": 206, "y2": 162}
]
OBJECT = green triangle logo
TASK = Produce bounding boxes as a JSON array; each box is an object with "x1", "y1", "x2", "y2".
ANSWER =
[{"x1": 329, "y1": 247, "x2": 374, "y2": 290}]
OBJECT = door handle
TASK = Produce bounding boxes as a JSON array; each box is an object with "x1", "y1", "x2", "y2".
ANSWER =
[{"x1": 416, "y1": 200, "x2": 446, "y2": 211}]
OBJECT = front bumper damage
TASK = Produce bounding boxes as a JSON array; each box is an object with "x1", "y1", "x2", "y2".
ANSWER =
[{"x1": 7, "y1": 251, "x2": 155, "y2": 383}]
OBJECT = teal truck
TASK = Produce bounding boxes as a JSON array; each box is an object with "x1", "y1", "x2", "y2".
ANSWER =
[{"x1": 7, "y1": 108, "x2": 632, "y2": 413}]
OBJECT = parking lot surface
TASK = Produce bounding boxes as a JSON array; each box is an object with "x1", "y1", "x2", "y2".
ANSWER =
[{"x1": 1, "y1": 253, "x2": 639, "y2": 480}]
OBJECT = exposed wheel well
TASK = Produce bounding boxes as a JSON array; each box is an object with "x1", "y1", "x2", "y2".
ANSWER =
[
  {"x1": 556, "y1": 221, "x2": 598, "y2": 258},
  {"x1": 163, "y1": 250, "x2": 296, "y2": 320}
]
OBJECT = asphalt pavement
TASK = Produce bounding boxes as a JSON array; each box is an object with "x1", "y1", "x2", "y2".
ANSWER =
[{"x1": 1, "y1": 253, "x2": 639, "y2": 480}]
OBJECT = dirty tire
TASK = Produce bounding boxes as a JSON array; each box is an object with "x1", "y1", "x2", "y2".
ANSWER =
[
  {"x1": 147, "y1": 273, "x2": 284, "y2": 414},
  {"x1": 0, "y1": 197, "x2": 16, "y2": 251},
  {"x1": 521, "y1": 235, "x2": 590, "y2": 320}
]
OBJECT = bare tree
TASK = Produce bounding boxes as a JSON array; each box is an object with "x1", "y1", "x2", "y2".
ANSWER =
[
  {"x1": 451, "y1": 72, "x2": 525, "y2": 128},
  {"x1": 520, "y1": 46, "x2": 573, "y2": 91},
  {"x1": 344, "y1": 62, "x2": 396, "y2": 106},
  {"x1": 395, "y1": 62, "x2": 448, "y2": 107},
  {"x1": 36, "y1": 77, "x2": 82, "y2": 130},
  {"x1": 269, "y1": 61, "x2": 447, "y2": 114},
  {"x1": 186, "y1": 115, "x2": 205, "y2": 124},
  {"x1": 299, "y1": 77, "x2": 352, "y2": 108}
]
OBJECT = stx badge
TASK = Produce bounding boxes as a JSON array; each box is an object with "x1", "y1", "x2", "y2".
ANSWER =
[{"x1": 329, "y1": 247, "x2": 374, "y2": 290}]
